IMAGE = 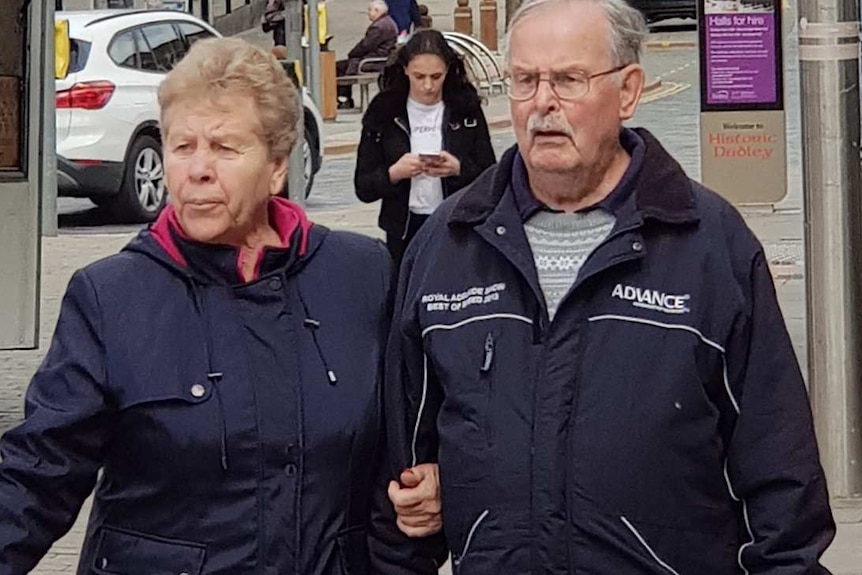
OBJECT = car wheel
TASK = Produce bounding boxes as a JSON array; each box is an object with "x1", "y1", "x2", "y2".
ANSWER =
[
  {"x1": 114, "y1": 134, "x2": 167, "y2": 223},
  {"x1": 303, "y1": 121, "x2": 319, "y2": 198},
  {"x1": 281, "y1": 120, "x2": 320, "y2": 200}
]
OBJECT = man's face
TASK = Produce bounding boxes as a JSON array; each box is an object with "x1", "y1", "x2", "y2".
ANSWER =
[
  {"x1": 163, "y1": 94, "x2": 286, "y2": 246},
  {"x1": 507, "y1": 3, "x2": 643, "y2": 175}
]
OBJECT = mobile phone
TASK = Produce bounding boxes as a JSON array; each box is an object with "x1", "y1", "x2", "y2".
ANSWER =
[{"x1": 419, "y1": 153, "x2": 442, "y2": 164}]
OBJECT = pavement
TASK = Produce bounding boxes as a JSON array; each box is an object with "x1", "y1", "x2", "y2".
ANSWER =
[{"x1": 9, "y1": 1, "x2": 862, "y2": 573}]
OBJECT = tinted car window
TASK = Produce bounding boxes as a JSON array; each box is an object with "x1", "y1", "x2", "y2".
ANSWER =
[
  {"x1": 107, "y1": 31, "x2": 138, "y2": 69},
  {"x1": 68, "y1": 39, "x2": 93, "y2": 73},
  {"x1": 133, "y1": 29, "x2": 159, "y2": 72},
  {"x1": 177, "y1": 22, "x2": 214, "y2": 49},
  {"x1": 140, "y1": 23, "x2": 184, "y2": 72}
]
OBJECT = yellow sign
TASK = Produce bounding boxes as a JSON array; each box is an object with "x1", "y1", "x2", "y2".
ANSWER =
[
  {"x1": 54, "y1": 19, "x2": 70, "y2": 80},
  {"x1": 303, "y1": 4, "x2": 328, "y2": 45}
]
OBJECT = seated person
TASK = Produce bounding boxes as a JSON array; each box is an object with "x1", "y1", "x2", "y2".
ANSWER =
[
  {"x1": 417, "y1": 4, "x2": 433, "y2": 29},
  {"x1": 337, "y1": 0, "x2": 398, "y2": 109}
]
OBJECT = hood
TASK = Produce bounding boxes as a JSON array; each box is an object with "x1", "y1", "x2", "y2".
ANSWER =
[{"x1": 124, "y1": 197, "x2": 320, "y2": 283}]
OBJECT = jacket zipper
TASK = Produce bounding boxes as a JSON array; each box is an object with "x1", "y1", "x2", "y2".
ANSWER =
[
  {"x1": 453, "y1": 509, "x2": 490, "y2": 567},
  {"x1": 480, "y1": 332, "x2": 495, "y2": 373}
]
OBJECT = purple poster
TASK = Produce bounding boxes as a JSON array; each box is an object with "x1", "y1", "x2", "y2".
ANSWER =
[{"x1": 704, "y1": 2, "x2": 777, "y2": 106}]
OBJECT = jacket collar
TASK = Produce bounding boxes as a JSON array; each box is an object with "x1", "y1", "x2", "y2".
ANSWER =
[
  {"x1": 449, "y1": 127, "x2": 698, "y2": 227},
  {"x1": 363, "y1": 88, "x2": 482, "y2": 131},
  {"x1": 126, "y1": 197, "x2": 325, "y2": 286}
]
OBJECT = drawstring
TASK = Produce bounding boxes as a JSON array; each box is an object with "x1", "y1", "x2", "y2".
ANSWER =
[
  {"x1": 296, "y1": 285, "x2": 338, "y2": 385},
  {"x1": 190, "y1": 282, "x2": 230, "y2": 471}
]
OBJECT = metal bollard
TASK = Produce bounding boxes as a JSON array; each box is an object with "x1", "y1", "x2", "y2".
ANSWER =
[
  {"x1": 479, "y1": 0, "x2": 497, "y2": 51},
  {"x1": 454, "y1": 0, "x2": 473, "y2": 36}
]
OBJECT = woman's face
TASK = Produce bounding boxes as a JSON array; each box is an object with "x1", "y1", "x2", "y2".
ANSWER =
[
  {"x1": 405, "y1": 54, "x2": 447, "y2": 106},
  {"x1": 162, "y1": 93, "x2": 287, "y2": 246}
]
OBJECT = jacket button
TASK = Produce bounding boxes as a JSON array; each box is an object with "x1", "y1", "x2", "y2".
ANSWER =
[
  {"x1": 495, "y1": 225, "x2": 506, "y2": 236},
  {"x1": 269, "y1": 277, "x2": 283, "y2": 291},
  {"x1": 285, "y1": 463, "x2": 298, "y2": 477},
  {"x1": 632, "y1": 241, "x2": 643, "y2": 252},
  {"x1": 190, "y1": 384, "x2": 206, "y2": 398}
]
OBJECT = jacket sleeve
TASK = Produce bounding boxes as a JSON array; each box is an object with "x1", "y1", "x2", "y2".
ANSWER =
[
  {"x1": 383, "y1": 231, "x2": 445, "y2": 484},
  {"x1": 348, "y1": 23, "x2": 383, "y2": 60},
  {"x1": 0, "y1": 270, "x2": 113, "y2": 575},
  {"x1": 724, "y1": 250, "x2": 835, "y2": 574},
  {"x1": 355, "y1": 124, "x2": 408, "y2": 203},
  {"x1": 368, "y1": 240, "x2": 449, "y2": 574},
  {"x1": 368, "y1": 451, "x2": 449, "y2": 574},
  {"x1": 445, "y1": 107, "x2": 496, "y2": 195}
]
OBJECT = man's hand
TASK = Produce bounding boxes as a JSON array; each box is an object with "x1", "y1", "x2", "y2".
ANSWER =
[{"x1": 387, "y1": 463, "x2": 442, "y2": 538}]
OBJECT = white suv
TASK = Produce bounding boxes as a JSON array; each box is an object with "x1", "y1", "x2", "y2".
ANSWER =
[{"x1": 56, "y1": 9, "x2": 324, "y2": 222}]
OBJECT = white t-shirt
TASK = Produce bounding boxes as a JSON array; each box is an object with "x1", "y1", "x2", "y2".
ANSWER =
[{"x1": 406, "y1": 98, "x2": 445, "y2": 215}]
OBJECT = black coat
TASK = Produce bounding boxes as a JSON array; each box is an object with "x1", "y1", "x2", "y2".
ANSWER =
[{"x1": 354, "y1": 90, "x2": 496, "y2": 237}]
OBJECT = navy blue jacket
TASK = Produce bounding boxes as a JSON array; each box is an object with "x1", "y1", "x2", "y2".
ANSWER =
[
  {"x1": 0, "y1": 200, "x2": 437, "y2": 575},
  {"x1": 387, "y1": 130, "x2": 835, "y2": 574}
]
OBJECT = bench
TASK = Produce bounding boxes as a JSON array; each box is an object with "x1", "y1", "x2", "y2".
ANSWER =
[
  {"x1": 336, "y1": 75, "x2": 377, "y2": 112},
  {"x1": 336, "y1": 57, "x2": 387, "y2": 112}
]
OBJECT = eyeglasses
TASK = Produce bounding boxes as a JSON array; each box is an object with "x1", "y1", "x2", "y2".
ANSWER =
[{"x1": 504, "y1": 65, "x2": 628, "y2": 101}]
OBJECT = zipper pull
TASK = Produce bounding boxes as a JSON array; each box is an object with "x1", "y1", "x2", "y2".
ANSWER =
[{"x1": 481, "y1": 332, "x2": 495, "y2": 373}]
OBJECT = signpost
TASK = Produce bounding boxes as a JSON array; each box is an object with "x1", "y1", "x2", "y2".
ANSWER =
[
  {"x1": 699, "y1": 0, "x2": 786, "y2": 204},
  {"x1": 0, "y1": 0, "x2": 48, "y2": 349}
]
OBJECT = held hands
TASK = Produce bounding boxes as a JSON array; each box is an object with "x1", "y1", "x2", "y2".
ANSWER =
[
  {"x1": 387, "y1": 463, "x2": 443, "y2": 538},
  {"x1": 388, "y1": 152, "x2": 461, "y2": 183}
]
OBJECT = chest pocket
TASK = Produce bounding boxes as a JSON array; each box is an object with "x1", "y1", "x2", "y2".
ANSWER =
[
  {"x1": 92, "y1": 526, "x2": 206, "y2": 575},
  {"x1": 107, "y1": 370, "x2": 224, "y2": 477},
  {"x1": 113, "y1": 378, "x2": 215, "y2": 411}
]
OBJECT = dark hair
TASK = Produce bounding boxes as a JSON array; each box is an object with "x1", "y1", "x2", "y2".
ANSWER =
[{"x1": 378, "y1": 29, "x2": 480, "y2": 110}]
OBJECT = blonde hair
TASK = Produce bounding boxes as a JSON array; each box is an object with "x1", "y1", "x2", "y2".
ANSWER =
[{"x1": 158, "y1": 37, "x2": 300, "y2": 160}]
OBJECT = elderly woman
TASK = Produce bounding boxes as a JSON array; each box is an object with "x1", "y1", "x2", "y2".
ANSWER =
[{"x1": 0, "y1": 38, "x2": 440, "y2": 575}]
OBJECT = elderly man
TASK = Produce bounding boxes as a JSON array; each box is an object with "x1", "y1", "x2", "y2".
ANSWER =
[
  {"x1": 337, "y1": 0, "x2": 398, "y2": 109},
  {"x1": 385, "y1": 0, "x2": 836, "y2": 572}
]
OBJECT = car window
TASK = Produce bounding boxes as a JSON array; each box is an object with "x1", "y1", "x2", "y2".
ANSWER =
[
  {"x1": 132, "y1": 29, "x2": 159, "y2": 72},
  {"x1": 177, "y1": 22, "x2": 214, "y2": 49},
  {"x1": 139, "y1": 23, "x2": 184, "y2": 72},
  {"x1": 68, "y1": 39, "x2": 93, "y2": 73},
  {"x1": 107, "y1": 30, "x2": 138, "y2": 69}
]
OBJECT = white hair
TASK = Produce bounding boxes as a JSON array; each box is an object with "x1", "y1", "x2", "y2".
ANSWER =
[
  {"x1": 369, "y1": 0, "x2": 389, "y2": 14},
  {"x1": 504, "y1": 0, "x2": 647, "y2": 67}
]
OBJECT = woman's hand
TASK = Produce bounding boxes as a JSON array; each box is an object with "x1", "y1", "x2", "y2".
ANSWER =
[
  {"x1": 389, "y1": 153, "x2": 426, "y2": 183},
  {"x1": 422, "y1": 151, "x2": 461, "y2": 178},
  {"x1": 387, "y1": 463, "x2": 443, "y2": 537}
]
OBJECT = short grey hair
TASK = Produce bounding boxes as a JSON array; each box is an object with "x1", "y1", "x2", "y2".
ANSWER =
[
  {"x1": 369, "y1": 0, "x2": 389, "y2": 14},
  {"x1": 504, "y1": 0, "x2": 647, "y2": 67}
]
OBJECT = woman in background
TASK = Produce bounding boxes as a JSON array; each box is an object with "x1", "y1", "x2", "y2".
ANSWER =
[{"x1": 354, "y1": 29, "x2": 496, "y2": 269}]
